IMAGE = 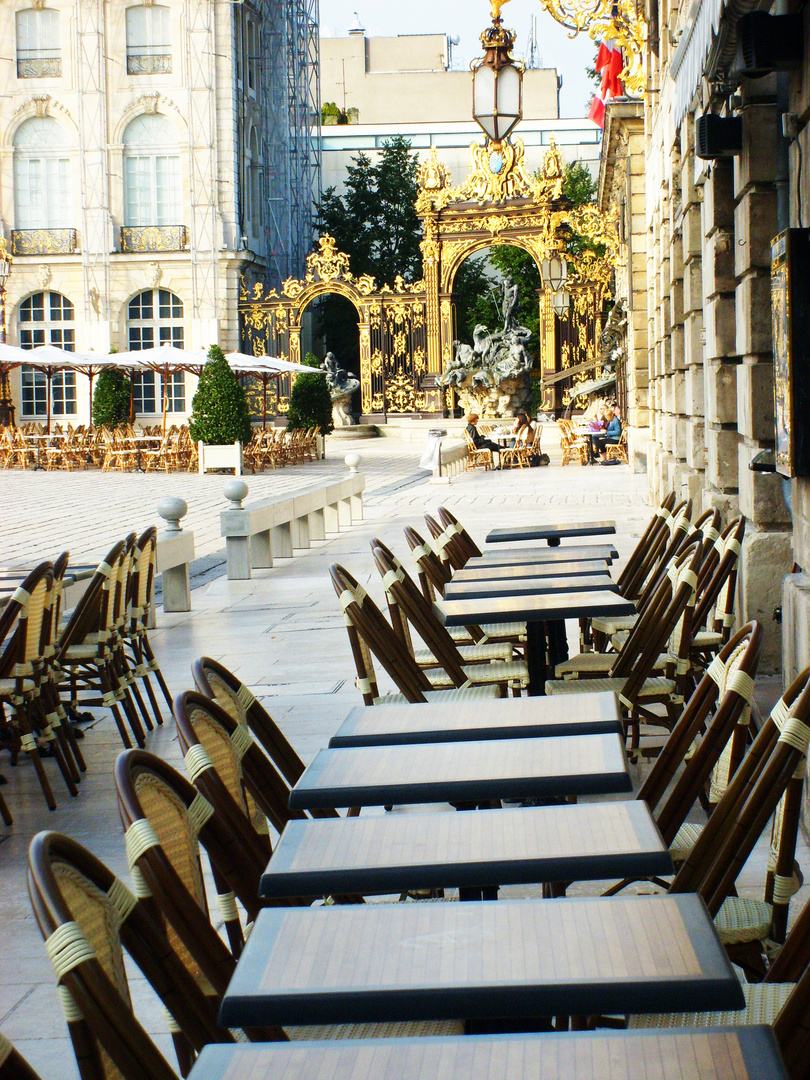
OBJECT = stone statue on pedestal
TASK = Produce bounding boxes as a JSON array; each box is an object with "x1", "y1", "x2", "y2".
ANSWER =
[{"x1": 321, "y1": 352, "x2": 360, "y2": 426}]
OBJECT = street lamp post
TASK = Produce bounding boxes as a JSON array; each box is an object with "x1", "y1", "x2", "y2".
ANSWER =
[
  {"x1": 0, "y1": 236, "x2": 14, "y2": 426},
  {"x1": 471, "y1": 10, "x2": 524, "y2": 146}
]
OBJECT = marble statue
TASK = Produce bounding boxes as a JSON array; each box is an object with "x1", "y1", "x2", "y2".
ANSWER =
[{"x1": 321, "y1": 351, "x2": 360, "y2": 427}]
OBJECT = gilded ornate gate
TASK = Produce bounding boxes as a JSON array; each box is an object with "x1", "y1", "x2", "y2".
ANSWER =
[{"x1": 239, "y1": 140, "x2": 619, "y2": 421}]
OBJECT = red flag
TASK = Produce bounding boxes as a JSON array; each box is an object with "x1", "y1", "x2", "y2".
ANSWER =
[
  {"x1": 588, "y1": 87, "x2": 606, "y2": 128},
  {"x1": 588, "y1": 37, "x2": 623, "y2": 128}
]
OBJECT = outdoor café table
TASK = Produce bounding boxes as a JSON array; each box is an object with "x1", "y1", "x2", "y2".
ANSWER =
[
  {"x1": 259, "y1": 800, "x2": 672, "y2": 901},
  {"x1": 329, "y1": 691, "x2": 621, "y2": 748},
  {"x1": 486, "y1": 520, "x2": 616, "y2": 547},
  {"x1": 437, "y1": 588, "x2": 636, "y2": 695},
  {"x1": 453, "y1": 558, "x2": 611, "y2": 581},
  {"x1": 218, "y1": 893, "x2": 744, "y2": 1028},
  {"x1": 122, "y1": 434, "x2": 162, "y2": 472},
  {"x1": 188, "y1": 1026, "x2": 789, "y2": 1080},
  {"x1": 444, "y1": 572, "x2": 618, "y2": 602},
  {"x1": 470, "y1": 544, "x2": 618, "y2": 567},
  {"x1": 287, "y1": 733, "x2": 631, "y2": 811}
]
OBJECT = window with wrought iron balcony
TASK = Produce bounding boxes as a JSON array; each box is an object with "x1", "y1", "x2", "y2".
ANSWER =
[
  {"x1": 126, "y1": 4, "x2": 172, "y2": 75},
  {"x1": 120, "y1": 113, "x2": 186, "y2": 253},
  {"x1": 11, "y1": 116, "x2": 78, "y2": 256},
  {"x1": 16, "y1": 8, "x2": 62, "y2": 79}
]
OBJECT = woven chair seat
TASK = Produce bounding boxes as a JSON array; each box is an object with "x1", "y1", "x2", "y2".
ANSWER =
[
  {"x1": 591, "y1": 614, "x2": 638, "y2": 635},
  {"x1": 288, "y1": 1019, "x2": 465, "y2": 1039},
  {"x1": 413, "y1": 642, "x2": 513, "y2": 666},
  {"x1": 545, "y1": 675, "x2": 676, "y2": 698},
  {"x1": 480, "y1": 621, "x2": 527, "y2": 641},
  {"x1": 669, "y1": 821, "x2": 704, "y2": 862},
  {"x1": 628, "y1": 980, "x2": 793, "y2": 1029},
  {"x1": 714, "y1": 896, "x2": 773, "y2": 945},
  {"x1": 425, "y1": 661, "x2": 529, "y2": 689},
  {"x1": 0, "y1": 677, "x2": 36, "y2": 694},
  {"x1": 373, "y1": 685, "x2": 502, "y2": 705},
  {"x1": 693, "y1": 630, "x2": 724, "y2": 649},
  {"x1": 61, "y1": 643, "x2": 101, "y2": 660},
  {"x1": 554, "y1": 652, "x2": 616, "y2": 678}
]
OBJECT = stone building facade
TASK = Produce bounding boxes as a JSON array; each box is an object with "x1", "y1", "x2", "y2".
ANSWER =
[
  {"x1": 598, "y1": 0, "x2": 810, "y2": 671},
  {"x1": 0, "y1": 0, "x2": 319, "y2": 428}
]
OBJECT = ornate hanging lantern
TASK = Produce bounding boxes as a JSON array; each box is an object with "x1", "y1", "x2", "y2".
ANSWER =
[{"x1": 472, "y1": 9, "x2": 524, "y2": 145}]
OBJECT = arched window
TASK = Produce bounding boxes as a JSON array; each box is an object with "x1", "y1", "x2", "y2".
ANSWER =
[
  {"x1": 127, "y1": 289, "x2": 185, "y2": 414},
  {"x1": 19, "y1": 292, "x2": 77, "y2": 417},
  {"x1": 13, "y1": 117, "x2": 72, "y2": 230},
  {"x1": 246, "y1": 127, "x2": 263, "y2": 239},
  {"x1": 16, "y1": 8, "x2": 61, "y2": 79},
  {"x1": 123, "y1": 114, "x2": 181, "y2": 226},
  {"x1": 126, "y1": 5, "x2": 171, "y2": 74}
]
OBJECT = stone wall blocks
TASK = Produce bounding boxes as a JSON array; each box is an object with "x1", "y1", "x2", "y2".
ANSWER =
[
  {"x1": 734, "y1": 104, "x2": 779, "y2": 194},
  {"x1": 686, "y1": 418, "x2": 708, "y2": 470},
  {"x1": 734, "y1": 190, "x2": 778, "y2": 275},
  {"x1": 706, "y1": 360, "x2": 739, "y2": 425},
  {"x1": 738, "y1": 528, "x2": 792, "y2": 671},
  {"x1": 685, "y1": 366, "x2": 705, "y2": 417},
  {"x1": 703, "y1": 229, "x2": 737, "y2": 297},
  {"x1": 707, "y1": 425, "x2": 741, "y2": 489},
  {"x1": 704, "y1": 295, "x2": 737, "y2": 361},
  {"x1": 782, "y1": 573, "x2": 810, "y2": 688},
  {"x1": 735, "y1": 274, "x2": 774, "y2": 356},
  {"x1": 702, "y1": 162, "x2": 735, "y2": 233},
  {"x1": 738, "y1": 442, "x2": 792, "y2": 525},
  {"x1": 737, "y1": 360, "x2": 776, "y2": 442}
]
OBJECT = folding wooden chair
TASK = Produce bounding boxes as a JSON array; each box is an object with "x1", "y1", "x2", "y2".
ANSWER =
[
  {"x1": 330, "y1": 564, "x2": 502, "y2": 705},
  {"x1": 28, "y1": 830, "x2": 236, "y2": 1080},
  {"x1": 370, "y1": 539, "x2": 529, "y2": 695}
]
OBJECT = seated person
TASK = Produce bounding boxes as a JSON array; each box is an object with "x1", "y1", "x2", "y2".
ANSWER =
[
  {"x1": 588, "y1": 403, "x2": 608, "y2": 434},
  {"x1": 590, "y1": 404, "x2": 623, "y2": 463},
  {"x1": 512, "y1": 410, "x2": 536, "y2": 446},
  {"x1": 466, "y1": 412, "x2": 501, "y2": 467}
]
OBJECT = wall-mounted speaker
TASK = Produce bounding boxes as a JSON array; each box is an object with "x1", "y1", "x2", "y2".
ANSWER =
[
  {"x1": 738, "y1": 12, "x2": 803, "y2": 78},
  {"x1": 696, "y1": 114, "x2": 743, "y2": 160}
]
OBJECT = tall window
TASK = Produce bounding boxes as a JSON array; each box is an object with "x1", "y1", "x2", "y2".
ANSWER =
[
  {"x1": 16, "y1": 8, "x2": 61, "y2": 79},
  {"x1": 246, "y1": 127, "x2": 263, "y2": 239},
  {"x1": 19, "y1": 291, "x2": 77, "y2": 417},
  {"x1": 245, "y1": 17, "x2": 258, "y2": 95},
  {"x1": 127, "y1": 290, "x2": 185, "y2": 413},
  {"x1": 13, "y1": 117, "x2": 72, "y2": 230},
  {"x1": 126, "y1": 5, "x2": 171, "y2": 74},
  {"x1": 123, "y1": 114, "x2": 181, "y2": 226}
]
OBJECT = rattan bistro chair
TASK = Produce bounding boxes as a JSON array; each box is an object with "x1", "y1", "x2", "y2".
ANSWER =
[
  {"x1": 0, "y1": 1032, "x2": 44, "y2": 1080},
  {"x1": 370, "y1": 540, "x2": 529, "y2": 695},
  {"x1": 125, "y1": 527, "x2": 173, "y2": 726},
  {"x1": 330, "y1": 564, "x2": 502, "y2": 706},
  {"x1": 28, "y1": 830, "x2": 235, "y2": 1080}
]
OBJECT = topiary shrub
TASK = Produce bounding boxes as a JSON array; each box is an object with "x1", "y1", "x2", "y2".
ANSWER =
[
  {"x1": 189, "y1": 344, "x2": 252, "y2": 445},
  {"x1": 286, "y1": 352, "x2": 334, "y2": 434},
  {"x1": 92, "y1": 368, "x2": 131, "y2": 428}
]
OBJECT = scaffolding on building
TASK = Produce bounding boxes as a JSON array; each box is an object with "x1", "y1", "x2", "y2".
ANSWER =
[{"x1": 263, "y1": 0, "x2": 321, "y2": 289}]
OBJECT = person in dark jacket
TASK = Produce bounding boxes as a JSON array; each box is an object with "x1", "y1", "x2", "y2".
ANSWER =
[
  {"x1": 590, "y1": 404, "x2": 622, "y2": 462},
  {"x1": 466, "y1": 413, "x2": 501, "y2": 467}
]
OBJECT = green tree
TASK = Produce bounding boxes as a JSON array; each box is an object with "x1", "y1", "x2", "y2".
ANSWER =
[
  {"x1": 286, "y1": 352, "x2": 334, "y2": 434},
  {"x1": 92, "y1": 368, "x2": 131, "y2": 428},
  {"x1": 562, "y1": 161, "x2": 598, "y2": 207},
  {"x1": 189, "y1": 345, "x2": 252, "y2": 445}
]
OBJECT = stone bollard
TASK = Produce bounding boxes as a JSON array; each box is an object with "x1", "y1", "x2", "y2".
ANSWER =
[
  {"x1": 345, "y1": 451, "x2": 361, "y2": 474},
  {"x1": 221, "y1": 479, "x2": 254, "y2": 578},
  {"x1": 155, "y1": 496, "x2": 193, "y2": 620}
]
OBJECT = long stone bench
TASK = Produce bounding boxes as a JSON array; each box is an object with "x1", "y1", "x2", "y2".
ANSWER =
[
  {"x1": 220, "y1": 473, "x2": 365, "y2": 580},
  {"x1": 431, "y1": 439, "x2": 468, "y2": 484}
]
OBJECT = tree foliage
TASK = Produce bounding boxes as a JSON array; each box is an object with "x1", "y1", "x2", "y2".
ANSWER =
[
  {"x1": 286, "y1": 352, "x2": 334, "y2": 434},
  {"x1": 189, "y1": 345, "x2": 252, "y2": 445},
  {"x1": 92, "y1": 368, "x2": 131, "y2": 428}
]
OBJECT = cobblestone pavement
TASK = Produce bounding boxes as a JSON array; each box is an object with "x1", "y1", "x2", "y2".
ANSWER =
[{"x1": 1, "y1": 434, "x2": 802, "y2": 1078}]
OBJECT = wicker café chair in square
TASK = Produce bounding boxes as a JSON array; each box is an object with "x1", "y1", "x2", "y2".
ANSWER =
[
  {"x1": 0, "y1": 563, "x2": 78, "y2": 810},
  {"x1": 124, "y1": 527, "x2": 173, "y2": 727},
  {"x1": 55, "y1": 541, "x2": 147, "y2": 750},
  {"x1": 0, "y1": 1032, "x2": 44, "y2": 1080},
  {"x1": 330, "y1": 563, "x2": 502, "y2": 706},
  {"x1": 190, "y1": 657, "x2": 327, "y2": 809},
  {"x1": 28, "y1": 831, "x2": 238, "y2": 1080},
  {"x1": 114, "y1": 750, "x2": 282, "y2": 1000},
  {"x1": 558, "y1": 418, "x2": 589, "y2": 465},
  {"x1": 690, "y1": 517, "x2": 747, "y2": 669},
  {"x1": 463, "y1": 429, "x2": 493, "y2": 471},
  {"x1": 371, "y1": 540, "x2": 529, "y2": 695},
  {"x1": 604, "y1": 428, "x2": 629, "y2": 464}
]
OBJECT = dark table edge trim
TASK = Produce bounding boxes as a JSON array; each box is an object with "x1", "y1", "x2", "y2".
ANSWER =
[{"x1": 327, "y1": 718, "x2": 624, "y2": 747}]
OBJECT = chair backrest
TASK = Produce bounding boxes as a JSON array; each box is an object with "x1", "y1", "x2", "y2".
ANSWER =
[
  {"x1": 436, "y1": 507, "x2": 482, "y2": 560},
  {"x1": 330, "y1": 563, "x2": 434, "y2": 703},
  {"x1": 424, "y1": 513, "x2": 467, "y2": 571},
  {"x1": 371, "y1": 539, "x2": 469, "y2": 689},
  {"x1": 190, "y1": 657, "x2": 308, "y2": 792},
  {"x1": 0, "y1": 562, "x2": 54, "y2": 679},
  {"x1": 634, "y1": 498, "x2": 693, "y2": 610},
  {"x1": 672, "y1": 666, "x2": 810, "y2": 914},
  {"x1": 57, "y1": 541, "x2": 126, "y2": 656},
  {"x1": 128, "y1": 527, "x2": 158, "y2": 632},
  {"x1": 28, "y1": 830, "x2": 229, "y2": 1080},
  {"x1": 0, "y1": 1033, "x2": 43, "y2": 1080},
  {"x1": 404, "y1": 525, "x2": 451, "y2": 601},
  {"x1": 640, "y1": 622, "x2": 761, "y2": 841},
  {"x1": 616, "y1": 492, "x2": 677, "y2": 596},
  {"x1": 174, "y1": 689, "x2": 307, "y2": 841},
  {"x1": 693, "y1": 516, "x2": 746, "y2": 639}
]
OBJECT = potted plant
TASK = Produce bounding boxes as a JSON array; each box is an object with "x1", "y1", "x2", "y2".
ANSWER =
[
  {"x1": 189, "y1": 345, "x2": 252, "y2": 473},
  {"x1": 92, "y1": 367, "x2": 132, "y2": 429}
]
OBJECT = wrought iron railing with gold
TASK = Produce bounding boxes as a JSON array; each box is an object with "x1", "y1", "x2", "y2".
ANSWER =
[
  {"x1": 120, "y1": 226, "x2": 187, "y2": 253},
  {"x1": 11, "y1": 229, "x2": 78, "y2": 256}
]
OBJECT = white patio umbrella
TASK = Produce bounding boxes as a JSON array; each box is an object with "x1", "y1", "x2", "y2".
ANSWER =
[
  {"x1": 111, "y1": 345, "x2": 208, "y2": 433},
  {"x1": 225, "y1": 352, "x2": 320, "y2": 427},
  {"x1": 23, "y1": 344, "x2": 107, "y2": 433}
]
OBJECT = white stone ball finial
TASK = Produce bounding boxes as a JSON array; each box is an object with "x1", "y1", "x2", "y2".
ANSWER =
[
  {"x1": 223, "y1": 479, "x2": 249, "y2": 508},
  {"x1": 157, "y1": 496, "x2": 188, "y2": 533},
  {"x1": 345, "y1": 452, "x2": 361, "y2": 474}
]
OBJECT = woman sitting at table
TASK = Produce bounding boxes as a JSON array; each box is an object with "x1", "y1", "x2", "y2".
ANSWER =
[
  {"x1": 512, "y1": 410, "x2": 535, "y2": 446},
  {"x1": 586, "y1": 403, "x2": 607, "y2": 464},
  {"x1": 590, "y1": 404, "x2": 622, "y2": 463},
  {"x1": 466, "y1": 413, "x2": 502, "y2": 468}
]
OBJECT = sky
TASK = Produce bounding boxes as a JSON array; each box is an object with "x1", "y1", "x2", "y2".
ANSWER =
[{"x1": 318, "y1": 0, "x2": 598, "y2": 120}]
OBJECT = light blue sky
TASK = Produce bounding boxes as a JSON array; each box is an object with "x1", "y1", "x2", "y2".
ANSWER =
[{"x1": 319, "y1": 0, "x2": 598, "y2": 120}]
